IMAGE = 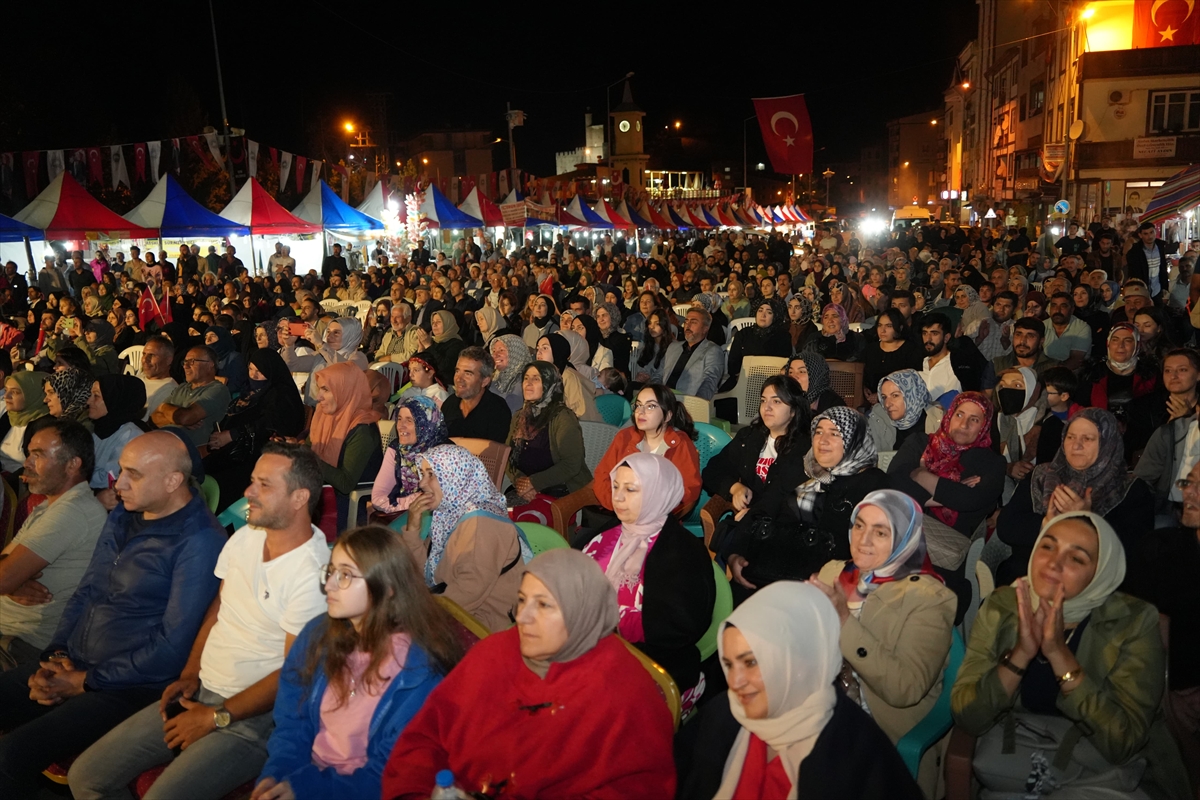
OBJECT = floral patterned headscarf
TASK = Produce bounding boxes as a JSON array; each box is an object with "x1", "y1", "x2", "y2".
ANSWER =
[{"x1": 387, "y1": 395, "x2": 448, "y2": 504}]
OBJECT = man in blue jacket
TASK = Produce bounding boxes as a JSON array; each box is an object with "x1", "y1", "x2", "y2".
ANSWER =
[{"x1": 0, "y1": 431, "x2": 225, "y2": 796}]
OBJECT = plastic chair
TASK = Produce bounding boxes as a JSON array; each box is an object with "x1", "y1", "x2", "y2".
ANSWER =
[
  {"x1": 594, "y1": 394, "x2": 631, "y2": 428},
  {"x1": 517, "y1": 521, "x2": 570, "y2": 555},
  {"x1": 710, "y1": 355, "x2": 788, "y2": 426},
  {"x1": 681, "y1": 423, "x2": 732, "y2": 537},
  {"x1": 200, "y1": 475, "x2": 219, "y2": 513},
  {"x1": 672, "y1": 303, "x2": 694, "y2": 319},
  {"x1": 877, "y1": 450, "x2": 897, "y2": 471},
  {"x1": 353, "y1": 300, "x2": 373, "y2": 318},
  {"x1": 827, "y1": 359, "x2": 865, "y2": 409},
  {"x1": 696, "y1": 560, "x2": 734, "y2": 661},
  {"x1": 674, "y1": 393, "x2": 711, "y2": 423},
  {"x1": 960, "y1": 536, "x2": 987, "y2": 638},
  {"x1": 896, "y1": 628, "x2": 966, "y2": 778},
  {"x1": 729, "y1": 317, "x2": 758, "y2": 335},
  {"x1": 119, "y1": 345, "x2": 145, "y2": 376},
  {"x1": 435, "y1": 595, "x2": 491, "y2": 639},
  {"x1": 580, "y1": 420, "x2": 620, "y2": 476},
  {"x1": 619, "y1": 637, "x2": 681, "y2": 731},
  {"x1": 319, "y1": 298, "x2": 342, "y2": 312},
  {"x1": 370, "y1": 361, "x2": 407, "y2": 396},
  {"x1": 218, "y1": 496, "x2": 249, "y2": 531},
  {"x1": 450, "y1": 437, "x2": 511, "y2": 491}
]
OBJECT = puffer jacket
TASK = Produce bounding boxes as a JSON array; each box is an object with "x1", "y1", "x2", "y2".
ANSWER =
[{"x1": 46, "y1": 489, "x2": 225, "y2": 691}]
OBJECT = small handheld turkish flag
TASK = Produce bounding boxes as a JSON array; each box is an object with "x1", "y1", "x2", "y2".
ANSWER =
[{"x1": 753, "y1": 94, "x2": 814, "y2": 175}]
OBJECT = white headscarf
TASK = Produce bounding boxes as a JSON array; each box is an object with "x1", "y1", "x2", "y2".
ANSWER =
[
  {"x1": 715, "y1": 581, "x2": 841, "y2": 800},
  {"x1": 326, "y1": 316, "x2": 364, "y2": 360},
  {"x1": 1023, "y1": 511, "x2": 1127, "y2": 624},
  {"x1": 604, "y1": 453, "x2": 683, "y2": 592},
  {"x1": 557, "y1": 329, "x2": 598, "y2": 383}
]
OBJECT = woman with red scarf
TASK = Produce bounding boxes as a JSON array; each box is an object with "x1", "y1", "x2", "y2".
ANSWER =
[
  {"x1": 810, "y1": 489, "x2": 956, "y2": 798},
  {"x1": 886, "y1": 391, "x2": 1006, "y2": 542}
]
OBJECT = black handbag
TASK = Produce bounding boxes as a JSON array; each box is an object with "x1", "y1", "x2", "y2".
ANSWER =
[{"x1": 741, "y1": 515, "x2": 837, "y2": 588}]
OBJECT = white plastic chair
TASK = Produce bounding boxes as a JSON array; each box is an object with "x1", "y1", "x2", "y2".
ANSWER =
[
  {"x1": 729, "y1": 318, "x2": 758, "y2": 334},
  {"x1": 353, "y1": 300, "x2": 373, "y2": 318},
  {"x1": 120, "y1": 345, "x2": 145, "y2": 376},
  {"x1": 319, "y1": 298, "x2": 342, "y2": 313},
  {"x1": 672, "y1": 303, "x2": 693, "y2": 319},
  {"x1": 370, "y1": 361, "x2": 406, "y2": 396},
  {"x1": 291, "y1": 372, "x2": 309, "y2": 393},
  {"x1": 710, "y1": 355, "x2": 788, "y2": 426},
  {"x1": 579, "y1": 420, "x2": 620, "y2": 476}
]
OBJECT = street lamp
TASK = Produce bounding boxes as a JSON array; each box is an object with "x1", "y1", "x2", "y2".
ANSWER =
[
  {"x1": 343, "y1": 121, "x2": 355, "y2": 133},
  {"x1": 822, "y1": 167, "x2": 835, "y2": 209}
]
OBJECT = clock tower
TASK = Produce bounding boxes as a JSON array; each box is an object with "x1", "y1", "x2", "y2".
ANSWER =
[{"x1": 609, "y1": 80, "x2": 650, "y2": 189}]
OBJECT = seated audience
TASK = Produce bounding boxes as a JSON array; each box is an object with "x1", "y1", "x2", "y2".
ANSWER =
[
  {"x1": 303, "y1": 317, "x2": 368, "y2": 406},
  {"x1": 68, "y1": 444, "x2": 330, "y2": 800},
  {"x1": 786, "y1": 295, "x2": 820, "y2": 354},
  {"x1": 951, "y1": 512, "x2": 1190, "y2": 799},
  {"x1": 521, "y1": 293, "x2": 559, "y2": 348},
  {"x1": 505, "y1": 362, "x2": 592, "y2": 523},
  {"x1": 415, "y1": 310, "x2": 466, "y2": 385},
  {"x1": 138, "y1": 335, "x2": 179, "y2": 421},
  {"x1": 867, "y1": 369, "x2": 944, "y2": 453},
  {"x1": 887, "y1": 391, "x2": 1005, "y2": 556},
  {"x1": 371, "y1": 396, "x2": 448, "y2": 517},
  {"x1": 205, "y1": 348, "x2": 306, "y2": 513},
  {"x1": 374, "y1": 302, "x2": 420, "y2": 364},
  {"x1": 399, "y1": 444, "x2": 531, "y2": 631},
  {"x1": 487, "y1": 334, "x2": 533, "y2": 412},
  {"x1": 726, "y1": 407, "x2": 886, "y2": 600},
  {"x1": 45, "y1": 367, "x2": 94, "y2": 427},
  {"x1": 593, "y1": 300, "x2": 631, "y2": 375},
  {"x1": 205, "y1": 325, "x2": 250, "y2": 397},
  {"x1": 253, "y1": 525, "x2": 463, "y2": 800},
  {"x1": 1034, "y1": 365, "x2": 1084, "y2": 464},
  {"x1": 382, "y1": 549, "x2": 676, "y2": 799},
  {"x1": 0, "y1": 422, "x2": 106, "y2": 670},
  {"x1": 584, "y1": 453, "x2": 713, "y2": 710},
  {"x1": 441, "y1": 347, "x2": 512, "y2": 443},
  {"x1": 305, "y1": 362, "x2": 383, "y2": 531},
  {"x1": 996, "y1": 407, "x2": 1152, "y2": 584},
  {"x1": 919, "y1": 312, "x2": 962, "y2": 406},
  {"x1": 151, "y1": 345, "x2": 233, "y2": 449},
  {"x1": 812, "y1": 490, "x2": 957, "y2": 796},
  {"x1": 677, "y1": 581, "x2": 922, "y2": 799},
  {"x1": 0, "y1": 431, "x2": 225, "y2": 796},
  {"x1": 78, "y1": 319, "x2": 122, "y2": 376},
  {"x1": 786, "y1": 351, "x2": 846, "y2": 413},
  {"x1": 0, "y1": 371, "x2": 48, "y2": 473},
  {"x1": 474, "y1": 304, "x2": 506, "y2": 346},
  {"x1": 861, "y1": 308, "x2": 923, "y2": 401},
  {"x1": 1042, "y1": 291, "x2": 1092, "y2": 369},
  {"x1": 659, "y1": 308, "x2": 724, "y2": 400},
  {"x1": 1134, "y1": 349, "x2": 1200, "y2": 526},
  {"x1": 1077, "y1": 322, "x2": 1164, "y2": 464},
  {"x1": 993, "y1": 366, "x2": 1042, "y2": 484},
  {"x1": 535, "y1": 334, "x2": 603, "y2": 422},
  {"x1": 632, "y1": 309, "x2": 674, "y2": 385},
  {"x1": 725, "y1": 297, "x2": 791, "y2": 384},
  {"x1": 86, "y1": 375, "x2": 148, "y2": 503}
]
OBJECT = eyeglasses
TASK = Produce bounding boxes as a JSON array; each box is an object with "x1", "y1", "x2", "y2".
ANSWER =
[
  {"x1": 319, "y1": 564, "x2": 363, "y2": 591},
  {"x1": 631, "y1": 401, "x2": 661, "y2": 413},
  {"x1": 181, "y1": 358, "x2": 213, "y2": 366}
]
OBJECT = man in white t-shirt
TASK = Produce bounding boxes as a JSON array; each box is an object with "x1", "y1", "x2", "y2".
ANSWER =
[
  {"x1": 68, "y1": 444, "x2": 330, "y2": 800},
  {"x1": 919, "y1": 312, "x2": 961, "y2": 407},
  {"x1": 139, "y1": 336, "x2": 179, "y2": 422}
]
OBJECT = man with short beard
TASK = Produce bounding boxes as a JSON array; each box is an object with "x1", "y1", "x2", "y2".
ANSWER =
[
  {"x1": 988, "y1": 316, "x2": 1059, "y2": 386},
  {"x1": 1041, "y1": 292, "x2": 1091, "y2": 370},
  {"x1": 918, "y1": 312, "x2": 960, "y2": 404},
  {"x1": 972, "y1": 290, "x2": 1016, "y2": 361}
]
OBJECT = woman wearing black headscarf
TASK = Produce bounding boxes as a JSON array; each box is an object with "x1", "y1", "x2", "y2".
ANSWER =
[
  {"x1": 87, "y1": 375, "x2": 150, "y2": 508},
  {"x1": 534, "y1": 334, "x2": 603, "y2": 422},
  {"x1": 726, "y1": 297, "x2": 791, "y2": 383},
  {"x1": 203, "y1": 348, "x2": 306, "y2": 511},
  {"x1": 204, "y1": 325, "x2": 250, "y2": 397}
]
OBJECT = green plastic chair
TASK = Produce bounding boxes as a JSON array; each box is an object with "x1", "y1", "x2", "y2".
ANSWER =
[
  {"x1": 696, "y1": 559, "x2": 734, "y2": 661},
  {"x1": 217, "y1": 496, "x2": 249, "y2": 530},
  {"x1": 517, "y1": 522, "x2": 570, "y2": 555},
  {"x1": 682, "y1": 422, "x2": 733, "y2": 537},
  {"x1": 896, "y1": 627, "x2": 966, "y2": 777},
  {"x1": 387, "y1": 511, "x2": 432, "y2": 540},
  {"x1": 200, "y1": 476, "x2": 219, "y2": 513},
  {"x1": 595, "y1": 394, "x2": 631, "y2": 428}
]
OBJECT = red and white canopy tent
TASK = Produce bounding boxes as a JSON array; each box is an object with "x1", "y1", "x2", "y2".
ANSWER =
[
  {"x1": 14, "y1": 172, "x2": 159, "y2": 241},
  {"x1": 221, "y1": 178, "x2": 322, "y2": 274}
]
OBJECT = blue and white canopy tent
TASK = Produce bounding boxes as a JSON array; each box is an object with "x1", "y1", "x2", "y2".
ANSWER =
[{"x1": 124, "y1": 174, "x2": 250, "y2": 239}]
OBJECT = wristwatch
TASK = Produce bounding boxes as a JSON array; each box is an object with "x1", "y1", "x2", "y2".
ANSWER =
[{"x1": 213, "y1": 706, "x2": 232, "y2": 729}]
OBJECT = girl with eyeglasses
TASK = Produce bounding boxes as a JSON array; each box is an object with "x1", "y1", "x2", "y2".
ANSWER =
[{"x1": 253, "y1": 526, "x2": 463, "y2": 800}]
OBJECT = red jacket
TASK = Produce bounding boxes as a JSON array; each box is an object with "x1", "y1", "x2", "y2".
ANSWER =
[
  {"x1": 592, "y1": 425, "x2": 702, "y2": 517},
  {"x1": 383, "y1": 628, "x2": 676, "y2": 800}
]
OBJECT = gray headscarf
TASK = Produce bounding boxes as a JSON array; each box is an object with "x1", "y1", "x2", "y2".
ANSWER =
[
  {"x1": 521, "y1": 549, "x2": 619, "y2": 678},
  {"x1": 490, "y1": 333, "x2": 532, "y2": 395},
  {"x1": 796, "y1": 407, "x2": 878, "y2": 521}
]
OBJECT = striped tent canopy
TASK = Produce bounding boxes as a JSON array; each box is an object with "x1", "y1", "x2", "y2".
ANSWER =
[{"x1": 1141, "y1": 165, "x2": 1200, "y2": 226}]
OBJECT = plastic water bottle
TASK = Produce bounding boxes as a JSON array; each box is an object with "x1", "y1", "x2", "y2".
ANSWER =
[{"x1": 430, "y1": 769, "x2": 471, "y2": 799}]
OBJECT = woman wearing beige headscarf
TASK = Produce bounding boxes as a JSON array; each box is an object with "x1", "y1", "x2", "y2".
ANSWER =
[
  {"x1": 383, "y1": 549, "x2": 676, "y2": 799},
  {"x1": 473, "y1": 304, "x2": 506, "y2": 346},
  {"x1": 678, "y1": 581, "x2": 922, "y2": 799},
  {"x1": 415, "y1": 309, "x2": 465, "y2": 383}
]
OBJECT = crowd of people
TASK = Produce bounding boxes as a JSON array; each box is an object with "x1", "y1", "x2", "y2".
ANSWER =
[{"x1": 0, "y1": 217, "x2": 1193, "y2": 799}]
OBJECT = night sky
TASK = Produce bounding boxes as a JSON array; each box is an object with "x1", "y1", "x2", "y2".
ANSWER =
[{"x1": 1, "y1": 1, "x2": 977, "y2": 179}]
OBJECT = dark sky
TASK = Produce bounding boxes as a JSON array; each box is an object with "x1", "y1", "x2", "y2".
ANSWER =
[{"x1": 1, "y1": 1, "x2": 977, "y2": 179}]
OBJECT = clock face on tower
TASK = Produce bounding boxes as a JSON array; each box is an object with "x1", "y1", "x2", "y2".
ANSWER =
[{"x1": 619, "y1": 120, "x2": 630, "y2": 133}]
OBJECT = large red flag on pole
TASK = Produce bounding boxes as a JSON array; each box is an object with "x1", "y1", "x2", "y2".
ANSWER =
[
  {"x1": 752, "y1": 94, "x2": 814, "y2": 175},
  {"x1": 1132, "y1": 0, "x2": 1200, "y2": 47}
]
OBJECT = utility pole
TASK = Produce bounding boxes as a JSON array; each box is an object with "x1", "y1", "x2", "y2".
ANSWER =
[
  {"x1": 823, "y1": 167, "x2": 835, "y2": 210},
  {"x1": 207, "y1": 0, "x2": 236, "y2": 201}
]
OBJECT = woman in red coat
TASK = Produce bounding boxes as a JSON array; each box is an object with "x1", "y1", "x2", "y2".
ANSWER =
[
  {"x1": 381, "y1": 549, "x2": 676, "y2": 800},
  {"x1": 592, "y1": 384, "x2": 701, "y2": 516}
]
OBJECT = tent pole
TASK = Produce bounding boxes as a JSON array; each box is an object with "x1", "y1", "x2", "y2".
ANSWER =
[{"x1": 22, "y1": 236, "x2": 35, "y2": 276}]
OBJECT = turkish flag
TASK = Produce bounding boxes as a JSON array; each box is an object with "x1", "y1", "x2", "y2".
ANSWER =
[
  {"x1": 133, "y1": 143, "x2": 146, "y2": 182},
  {"x1": 138, "y1": 286, "x2": 171, "y2": 330},
  {"x1": 87, "y1": 148, "x2": 103, "y2": 184},
  {"x1": 1133, "y1": 0, "x2": 1200, "y2": 46},
  {"x1": 753, "y1": 94, "x2": 813, "y2": 175},
  {"x1": 295, "y1": 156, "x2": 307, "y2": 193},
  {"x1": 22, "y1": 152, "x2": 39, "y2": 197}
]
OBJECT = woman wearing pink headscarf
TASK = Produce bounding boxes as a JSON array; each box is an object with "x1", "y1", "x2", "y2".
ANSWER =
[{"x1": 583, "y1": 452, "x2": 714, "y2": 713}]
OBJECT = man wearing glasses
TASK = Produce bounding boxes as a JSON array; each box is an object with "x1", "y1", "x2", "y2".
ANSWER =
[
  {"x1": 67, "y1": 444, "x2": 328, "y2": 799},
  {"x1": 150, "y1": 346, "x2": 232, "y2": 451}
]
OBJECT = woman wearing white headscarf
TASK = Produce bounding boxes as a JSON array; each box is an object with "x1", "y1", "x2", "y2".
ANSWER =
[
  {"x1": 304, "y1": 316, "x2": 368, "y2": 406},
  {"x1": 952, "y1": 512, "x2": 1190, "y2": 799},
  {"x1": 994, "y1": 366, "x2": 1042, "y2": 488},
  {"x1": 677, "y1": 581, "x2": 922, "y2": 799},
  {"x1": 812, "y1": 490, "x2": 957, "y2": 797},
  {"x1": 583, "y1": 453, "x2": 713, "y2": 711}
]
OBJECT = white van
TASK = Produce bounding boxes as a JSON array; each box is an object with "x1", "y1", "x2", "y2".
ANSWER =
[{"x1": 891, "y1": 206, "x2": 933, "y2": 232}]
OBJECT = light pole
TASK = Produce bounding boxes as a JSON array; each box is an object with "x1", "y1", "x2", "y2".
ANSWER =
[
  {"x1": 207, "y1": 0, "x2": 236, "y2": 201},
  {"x1": 822, "y1": 168, "x2": 835, "y2": 211},
  {"x1": 742, "y1": 115, "x2": 757, "y2": 199},
  {"x1": 605, "y1": 72, "x2": 635, "y2": 162}
]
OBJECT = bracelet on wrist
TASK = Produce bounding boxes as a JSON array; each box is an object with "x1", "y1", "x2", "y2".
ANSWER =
[
  {"x1": 1057, "y1": 667, "x2": 1083, "y2": 686},
  {"x1": 999, "y1": 649, "x2": 1026, "y2": 677}
]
